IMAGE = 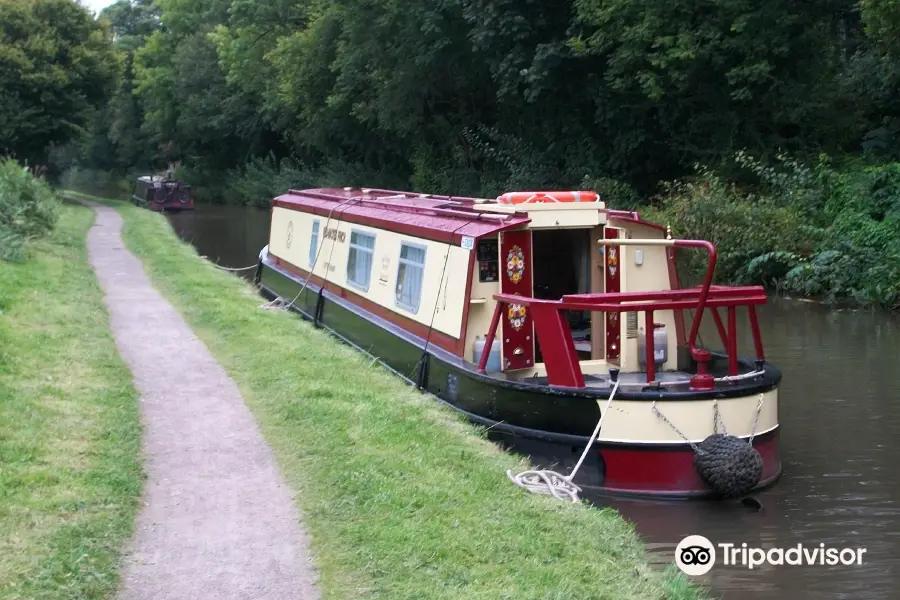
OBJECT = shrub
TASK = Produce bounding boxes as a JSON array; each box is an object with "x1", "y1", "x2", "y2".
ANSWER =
[{"x1": 0, "y1": 158, "x2": 60, "y2": 262}]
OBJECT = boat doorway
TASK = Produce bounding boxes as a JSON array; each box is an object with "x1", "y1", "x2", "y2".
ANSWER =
[{"x1": 531, "y1": 228, "x2": 599, "y2": 362}]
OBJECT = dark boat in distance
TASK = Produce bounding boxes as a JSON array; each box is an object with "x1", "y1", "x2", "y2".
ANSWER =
[
  {"x1": 132, "y1": 175, "x2": 194, "y2": 212},
  {"x1": 254, "y1": 187, "x2": 782, "y2": 499}
]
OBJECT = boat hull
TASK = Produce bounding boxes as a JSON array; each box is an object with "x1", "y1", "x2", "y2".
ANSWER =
[
  {"x1": 131, "y1": 195, "x2": 195, "y2": 212},
  {"x1": 256, "y1": 256, "x2": 783, "y2": 499}
]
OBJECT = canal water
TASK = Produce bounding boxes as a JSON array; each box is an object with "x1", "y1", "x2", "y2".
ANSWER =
[{"x1": 167, "y1": 204, "x2": 900, "y2": 599}]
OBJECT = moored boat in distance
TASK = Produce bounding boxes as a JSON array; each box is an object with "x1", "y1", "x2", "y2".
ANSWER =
[
  {"x1": 255, "y1": 187, "x2": 782, "y2": 499},
  {"x1": 132, "y1": 175, "x2": 194, "y2": 212}
]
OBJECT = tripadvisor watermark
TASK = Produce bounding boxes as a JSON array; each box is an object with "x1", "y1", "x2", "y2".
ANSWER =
[{"x1": 675, "y1": 535, "x2": 867, "y2": 576}]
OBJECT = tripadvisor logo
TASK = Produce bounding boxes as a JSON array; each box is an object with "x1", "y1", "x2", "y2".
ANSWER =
[{"x1": 675, "y1": 535, "x2": 867, "y2": 576}]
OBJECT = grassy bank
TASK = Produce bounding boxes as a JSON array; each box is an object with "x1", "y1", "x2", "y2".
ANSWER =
[
  {"x1": 0, "y1": 202, "x2": 143, "y2": 599},
  {"x1": 66, "y1": 190, "x2": 706, "y2": 600}
]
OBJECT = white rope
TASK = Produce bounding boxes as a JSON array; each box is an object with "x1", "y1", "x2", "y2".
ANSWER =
[
  {"x1": 257, "y1": 197, "x2": 360, "y2": 313},
  {"x1": 506, "y1": 379, "x2": 620, "y2": 503},
  {"x1": 613, "y1": 368, "x2": 766, "y2": 389},
  {"x1": 212, "y1": 263, "x2": 259, "y2": 272}
]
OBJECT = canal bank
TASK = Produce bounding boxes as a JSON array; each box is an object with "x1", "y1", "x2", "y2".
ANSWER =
[
  {"x1": 0, "y1": 203, "x2": 143, "y2": 598},
  {"x1": 59, "y1": 191, "x2": 705, "y2": 599}
]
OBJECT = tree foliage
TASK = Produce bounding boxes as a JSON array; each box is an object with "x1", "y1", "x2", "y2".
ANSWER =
[
  {"x1": 9, "y1": 0, "x2": 900, "y2": 304},
  {"x1": 0, "y1": 0, "x2": 119, "y2": 164}
]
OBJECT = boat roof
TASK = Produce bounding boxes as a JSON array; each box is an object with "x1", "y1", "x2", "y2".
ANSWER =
[
  {"x1": 137, "y1": 175, "x2": 189, "y2": 186},
  {"x1": 273, "y1": 187, "x2": 534, "y2": 245},
  {"x1": 272, "y1": 187, "x2": 664, "y2": 244}
]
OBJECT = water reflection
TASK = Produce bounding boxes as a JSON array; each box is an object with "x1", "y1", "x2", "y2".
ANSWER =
[
  {"x1": 169, "y1": 204, "x2": 900, "y2": 599},
  {"x1": 165, "y1": 204, "x2": 270, "y2": 279}
]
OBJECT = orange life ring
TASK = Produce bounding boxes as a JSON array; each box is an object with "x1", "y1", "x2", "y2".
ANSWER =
[{"x1": 496, "y1": 191, "x2": 600, "y2": 204}]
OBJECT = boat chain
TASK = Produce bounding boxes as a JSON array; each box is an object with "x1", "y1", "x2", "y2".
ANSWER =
[{"x1": 651, "y1": 394, "x2": 764, "y2": 454}]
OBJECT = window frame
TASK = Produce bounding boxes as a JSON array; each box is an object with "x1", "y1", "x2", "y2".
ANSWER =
[
  {"x1": 308, "y1": 219, "x2": 320, "y2": 268},
  {"x1": 346, "y1": 228, "x2": 377, "y2": 292},
  {"x1": 394, "y1": 241, "x2": 428, "y2": 314}
]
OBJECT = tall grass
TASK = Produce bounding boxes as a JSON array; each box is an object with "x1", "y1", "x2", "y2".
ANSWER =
[{"x1": 0, "y1": 158, "x2": 59, "y2": 262}]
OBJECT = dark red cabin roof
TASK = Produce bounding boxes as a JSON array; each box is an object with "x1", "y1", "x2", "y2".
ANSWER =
[{"x1": 272, "y1": 187, "x2": 533, "y2": 245}]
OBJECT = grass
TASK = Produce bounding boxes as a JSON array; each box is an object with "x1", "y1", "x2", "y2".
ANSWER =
[
  {"x1": 63, "y1": 190, "x2": 707, "y2": 600},
  {"x1": 0, "y1": 202, "x2": 143, "y2": 599}
]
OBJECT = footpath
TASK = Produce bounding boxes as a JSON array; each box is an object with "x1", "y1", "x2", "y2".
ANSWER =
[{"x1": 77, "y1": 198, "x2": 320, "y2": 600}]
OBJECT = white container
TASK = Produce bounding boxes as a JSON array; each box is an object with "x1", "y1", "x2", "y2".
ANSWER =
[
  {"x1": 474, "y1": 336, "x2": 502, "y2": 373},
  {"x1": 637, "y1": 323, "x2": 668, "y2": 369}
]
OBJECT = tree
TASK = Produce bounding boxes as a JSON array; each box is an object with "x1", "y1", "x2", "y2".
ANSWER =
[{"x1": 0, "y1": 0, "x2": 118, "y2": 164}]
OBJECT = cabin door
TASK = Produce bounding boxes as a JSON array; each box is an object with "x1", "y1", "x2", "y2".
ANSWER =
[
  {"x1": 499, "y1": 229, "x2": 535, "y2": 371},
  {"x1": 603, "y1": 226, "x2": 625, "y2": 364}
]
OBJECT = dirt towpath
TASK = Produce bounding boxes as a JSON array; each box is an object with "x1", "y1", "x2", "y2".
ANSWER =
[{"x1": 77, "y1": 198, "x2": 320, "y2": 600}]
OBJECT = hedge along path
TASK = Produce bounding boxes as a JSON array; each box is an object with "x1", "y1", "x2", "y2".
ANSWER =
[{"x1": 75, "y1": 197, "x2": 320, "y2": 600}]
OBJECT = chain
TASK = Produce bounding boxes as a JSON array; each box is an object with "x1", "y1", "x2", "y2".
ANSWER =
[
  {"x1": 748, "y1": 394, "x2": 764, "y2": 446},
  {"x1": 652, "y1": 402, "x2": 704, "y2": 454},
  {"x1": 712, "y1": 400, "x2": 728, "y2": 436}
]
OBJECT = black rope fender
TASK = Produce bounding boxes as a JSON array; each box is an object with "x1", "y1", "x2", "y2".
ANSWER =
[
  {"x1": 693, "y1": 433, "x2": 763, "y2": 498},
  {"x1": 653, "y1": 397, "x2": 764, "y2": 499}
]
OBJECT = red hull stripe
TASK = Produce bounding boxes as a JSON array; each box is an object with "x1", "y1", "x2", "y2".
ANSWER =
[
  {"x1": 270, "y1": 254, "x2": 464, "y2": 356},
  {"x1": 599, "y1": 427, "x2": 781, "y2": 495}
]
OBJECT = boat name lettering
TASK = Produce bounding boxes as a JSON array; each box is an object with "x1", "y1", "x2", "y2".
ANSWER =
[{"x1": 324, "y1": 227, "x2": 346, "y2": 243}]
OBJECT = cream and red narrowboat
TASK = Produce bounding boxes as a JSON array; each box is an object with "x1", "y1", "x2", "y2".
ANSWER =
[{"x1": 255, "y1": 188, "x2": 782, "y2": 499}]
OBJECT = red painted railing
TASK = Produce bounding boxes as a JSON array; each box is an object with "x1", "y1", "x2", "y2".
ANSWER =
[{"x1": 476, "y1": 238, "x2": 768, "y2": 390}]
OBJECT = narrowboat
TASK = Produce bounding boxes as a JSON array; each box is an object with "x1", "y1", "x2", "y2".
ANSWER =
[
  {"x1": 132, "y1": 175, "x2": 194, "y2": 212},
  {"x1": 254, "y1": 188, "x2": 782, "y2": 499}
]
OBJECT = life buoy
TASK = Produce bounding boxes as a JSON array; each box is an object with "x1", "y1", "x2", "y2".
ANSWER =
[{"x1": 496, "y1": 191, "x2": 600, "y2": 204}]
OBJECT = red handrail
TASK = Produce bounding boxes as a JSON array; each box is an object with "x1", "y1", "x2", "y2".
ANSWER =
[{"x1": 476, "y1": 239, "x2": 766, "y2": 390}]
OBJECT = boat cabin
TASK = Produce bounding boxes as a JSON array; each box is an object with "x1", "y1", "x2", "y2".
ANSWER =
[{"x1": 262, "y1": 187, "x2": 765, "y2": 389}]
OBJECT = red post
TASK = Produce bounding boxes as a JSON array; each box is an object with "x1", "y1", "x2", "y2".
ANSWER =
[
  {"x1": 711, "y1": 308, "x2": 729, "y2": 350},
  {"x1": 691, "y1": 349, "x2": 715, "y2": 390},
  {"x1": 748, "y1": 306, "x2": 765, "y2": 361},
  {"x1": 529, "y1": 305, "x2": 585, "y2": 387},
  {"x1": 644, "y1": 310, "x2": 655, "y2": 383},
  {"x1": 727, "y1": 306, "x2": 738, "y2": 377},
  {"x1": 674, "y1": 240, "x2": 717, "y2": 362},
  {"x1": 478, "y1": 300, "x2": 504, "y2": 372}
]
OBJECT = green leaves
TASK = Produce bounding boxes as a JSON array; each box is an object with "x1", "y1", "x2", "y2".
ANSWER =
[{"x1": 0, "y1": 0, "x2": 118, "y2": 164}]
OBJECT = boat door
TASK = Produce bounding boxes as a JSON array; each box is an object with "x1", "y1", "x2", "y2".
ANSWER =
[
  {"x1": 603, "y1": 226, "x2": 625, "y2": 364},
  {"x1": 499, "y1": 229, "x2": 535, "y2": 370}
]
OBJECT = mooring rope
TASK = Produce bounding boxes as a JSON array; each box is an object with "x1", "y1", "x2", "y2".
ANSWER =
[
  {"x1": 507, "y1": 378, "x2": 620, "y2": 503},
  {"x1": 211, "y1": 262, "x2": 259, "y2": 272},
  {"x1": 257, "y1": 197, "x2": 361, "y2": 312}
]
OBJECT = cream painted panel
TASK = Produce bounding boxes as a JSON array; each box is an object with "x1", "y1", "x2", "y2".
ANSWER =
[
  {"x1": 527, "y1": 208, "x2": 603, "y2": 229},
  {"x1": 465, "y1": 276, "x2": 502, "y2": 363},
  {"x1": 269, "y1": 207, "x2": 467, "y2": 339},
  {"x1": 615, "y1": 222, "x2": 676, "y2": 372},
  {"x1": 597, "y1": 388, "x2": 778, "y2": 444}
]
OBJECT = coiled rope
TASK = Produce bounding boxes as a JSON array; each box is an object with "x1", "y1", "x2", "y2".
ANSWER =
[{"x1": 507, "y1": 377, "x2": 620, "y2": 503}]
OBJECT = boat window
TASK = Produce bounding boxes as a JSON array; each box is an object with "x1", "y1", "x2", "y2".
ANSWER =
[
  {"x1": 395, "y1": 242, "x2": 427, "y2": 313},
  {"x1": 347, "y1": 229, "x2": 376, "y2": 292},
  {"x1": 309, "y1": 220, "x2": 320, "y2": 267}
]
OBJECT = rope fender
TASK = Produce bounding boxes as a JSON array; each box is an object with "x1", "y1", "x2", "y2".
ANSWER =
[
  {"x1": 693, "y1": 433, "x2": 763, "y2": 498},
  {"x1": 654, "y1": 395, "x2": 765, "y2": 499}
]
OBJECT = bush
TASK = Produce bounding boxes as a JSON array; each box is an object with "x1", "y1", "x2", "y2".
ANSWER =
[
  {"x1": 0, "y1": 158, "x2": 60, "y2": 262},
  {"x1": 644, "y1": 165, "x2": 810, "y2": 286},
  {"x1": 648, "y1": 153, "x2": 900, "y2": 309}
]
